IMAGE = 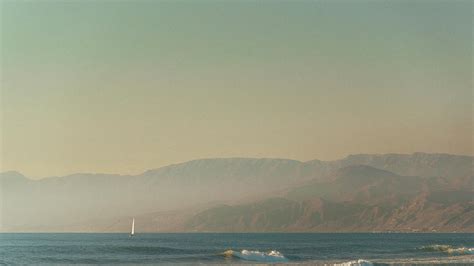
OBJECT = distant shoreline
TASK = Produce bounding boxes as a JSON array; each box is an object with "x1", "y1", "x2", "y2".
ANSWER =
[{"x1": 1, "y1": 231, "x2": 473, "y2": 234}]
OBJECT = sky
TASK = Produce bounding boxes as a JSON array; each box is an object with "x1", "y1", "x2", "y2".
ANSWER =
[{"x1": 0, "y1": 0, "x2": 472, "y2": 178}]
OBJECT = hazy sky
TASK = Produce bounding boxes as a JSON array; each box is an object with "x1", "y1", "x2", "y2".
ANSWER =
[{"x1": 1, "y1": 1, "x2": 472, "y2": 178}]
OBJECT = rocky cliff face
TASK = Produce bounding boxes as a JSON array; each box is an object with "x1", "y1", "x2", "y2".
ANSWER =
[{"x1": 185, "y1": 165, "x2": 474, "y2": 232}]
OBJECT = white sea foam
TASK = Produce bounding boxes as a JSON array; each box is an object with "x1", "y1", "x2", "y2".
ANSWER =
[
  {"x1": 418, "y1": 244, "x2": 474, "y2": 255},
  {"x1": 446, "y1": 247, "x2": 474, "y2": 255},
  {"x1": 224, "y1": 249, "x2": 289, "y2": 262},
  {"x1": 332, "y1": 259, "x2": 374, "y2": 266}
]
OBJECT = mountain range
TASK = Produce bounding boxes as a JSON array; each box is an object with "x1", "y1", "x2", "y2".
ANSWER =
[{"x1": 1, "y1": 153, "x2": 472, "y2": 232}]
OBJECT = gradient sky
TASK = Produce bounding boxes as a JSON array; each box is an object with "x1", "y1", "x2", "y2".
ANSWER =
[{"x1": 1, "y1": 1, "x2": 472, "y2": 178}]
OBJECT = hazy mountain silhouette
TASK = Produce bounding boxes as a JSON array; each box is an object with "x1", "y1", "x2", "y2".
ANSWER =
[
  {"x1": 1, "y1": 153, "x2": 472, "y2": 232},
  {"x1": 187, "y1": 165, "x2": 473, "y2": 232}
]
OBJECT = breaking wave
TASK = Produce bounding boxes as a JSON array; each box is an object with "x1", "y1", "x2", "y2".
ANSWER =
[
  {"x1": 333, "y1": 259, "x2": 374, "y2": 266},
  {"x1": 223, "y1": 249, "x2": 289, "y2": 262},
  {"x1": 417, "y1": 244, "x2": 474, "y2": 255}
]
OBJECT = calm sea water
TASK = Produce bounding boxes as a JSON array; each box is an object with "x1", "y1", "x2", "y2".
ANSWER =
[{"x1": 0, "y1": 233, "x2": 472, "y2": 265}]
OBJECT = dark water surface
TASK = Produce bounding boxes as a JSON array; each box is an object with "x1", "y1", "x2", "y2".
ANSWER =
[{"x1": 0, "y1": 233, "x2": 472, "y2": 265}]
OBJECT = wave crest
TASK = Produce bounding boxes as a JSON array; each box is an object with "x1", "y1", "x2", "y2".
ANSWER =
[
  {"x1": 418, "y1": 244, "x2": 474, "y2": 255},
  {"x1": 223, "y1": 249, "x2": 288, "y2": 262},
  {"x1": 333, "y1": 259, "x2": 374, "y2": 266}
]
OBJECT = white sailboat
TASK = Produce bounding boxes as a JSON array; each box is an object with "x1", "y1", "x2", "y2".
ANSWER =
[{"x1": 130, "y1": 218, "x2": 135, "y2": 237}]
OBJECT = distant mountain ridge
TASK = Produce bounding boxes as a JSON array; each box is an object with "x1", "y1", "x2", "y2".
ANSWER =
[
  {"x1": 1, "y1": 153, "x2": 472, "y2": 232},
  {"x1": 187, "y1": 165, "x2": 473, "y2": 232},
  {"x1": 3, "y1": 152, "x2": 471, "y2": 182}
]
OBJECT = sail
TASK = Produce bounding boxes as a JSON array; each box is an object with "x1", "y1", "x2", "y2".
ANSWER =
[{"x1": 131, "y1": 218, "x2": 135, "y2": 236}]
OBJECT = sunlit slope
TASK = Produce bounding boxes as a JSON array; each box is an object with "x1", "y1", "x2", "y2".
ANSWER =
[{"x1": 186, "y1": 165, "x2": 473, "y2": 232}]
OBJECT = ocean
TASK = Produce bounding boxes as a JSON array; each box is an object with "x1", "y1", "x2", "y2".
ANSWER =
[{"x1": 0, "y1": 233, "x2": 472, "y2": 265}]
